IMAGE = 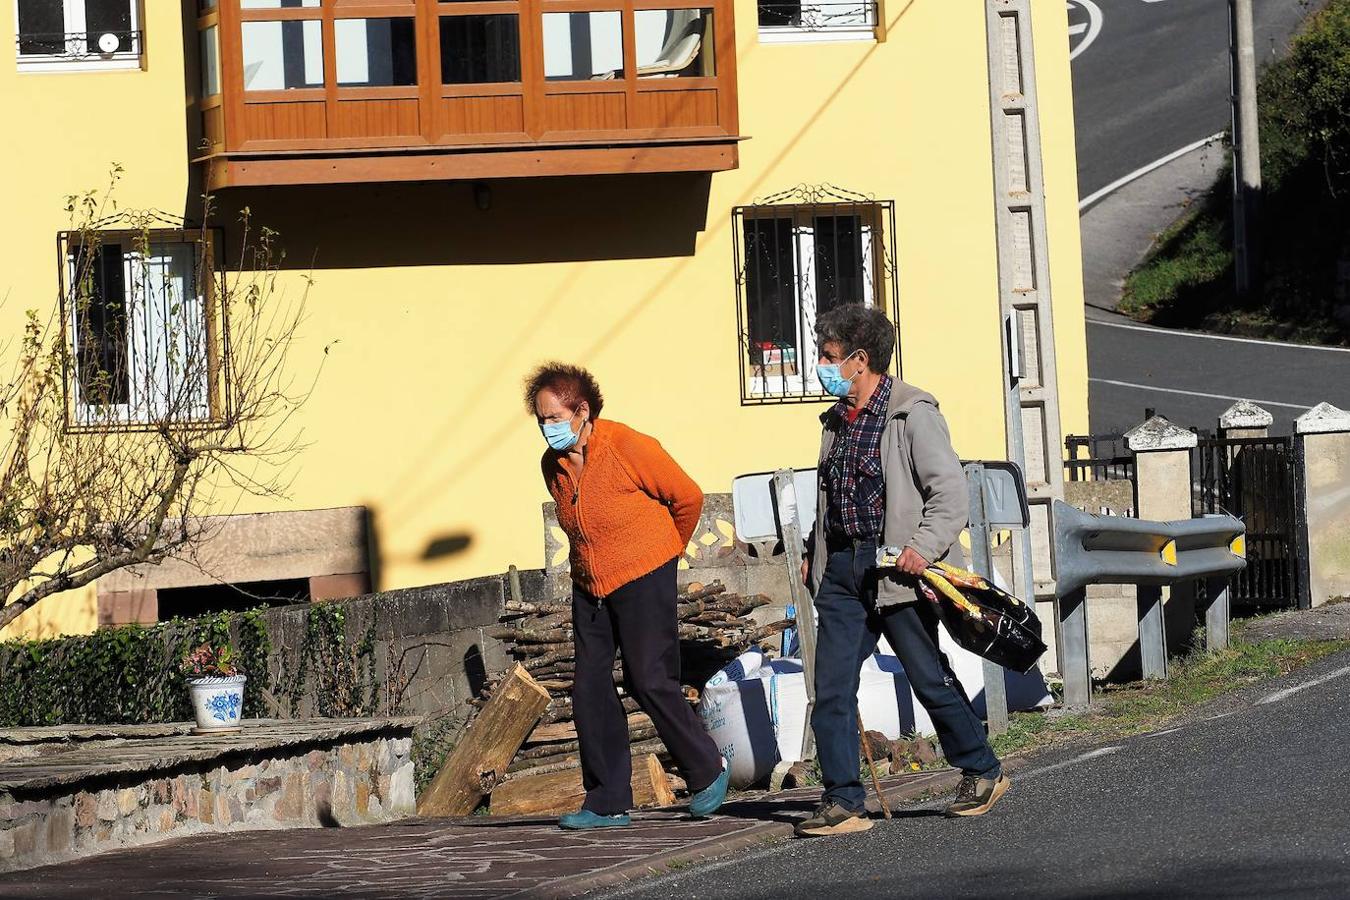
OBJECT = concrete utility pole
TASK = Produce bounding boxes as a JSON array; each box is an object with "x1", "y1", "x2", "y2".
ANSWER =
[{"x1": 1229, "y1": 0, "x2": 1262, "y2": 301}]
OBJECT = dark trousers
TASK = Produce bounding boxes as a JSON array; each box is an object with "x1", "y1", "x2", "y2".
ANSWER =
[
  {"x1": 812, "y1": 539, "x2": 1001, "y2": 812},
  {"x1": 572, "y1": 558, "x2": 724, "y2": 815}
]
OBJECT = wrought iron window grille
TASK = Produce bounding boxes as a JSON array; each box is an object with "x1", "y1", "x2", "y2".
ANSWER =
[
  {"x1": 56, "y1": 209, "x2": 230, "y2": 433},
  {"x1": 16, "y1": 30, "x2": 143, "y2": 61},
  {"x1": 733, "y1": 184, "x2": 900, "y2": 406},
  {"x1": 757, "y1": 1, "x2": 878, "y2": 32}
]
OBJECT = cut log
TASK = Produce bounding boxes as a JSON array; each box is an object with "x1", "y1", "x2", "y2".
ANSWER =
[
  {"x1": 490, "y1": 753, "x2": 676, "y2": 817},
  {"x1": 526, "y1": 712, "x2": 651, "y2": 745},
  {"x1": 507, "y1": 755, "x2": 581, "y2": 777},
  {"x1": 417, "y1": 663, "x2": 551, "y2": 817},
  {"x1": 677, "y1": 582, "x2": 727, "y2": 602}
]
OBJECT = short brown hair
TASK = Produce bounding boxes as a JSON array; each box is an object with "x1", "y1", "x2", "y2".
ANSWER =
[{"x1": 523, "y1": 363, "x2": 605, "y2": 419}]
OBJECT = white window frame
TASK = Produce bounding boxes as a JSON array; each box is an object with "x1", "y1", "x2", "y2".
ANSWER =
[
  {"x1": 67, "y1": 237, "x2": 213, "y2": 427},
  {"x1": 744, "y1": 207, "x2": 880, "y2": 398},
  {"x1": 14, "y1": 0, "x2": 144, "y2": 73},
  {"x1": 757, "y1": 0, "x2": 878, "y2": 45}
]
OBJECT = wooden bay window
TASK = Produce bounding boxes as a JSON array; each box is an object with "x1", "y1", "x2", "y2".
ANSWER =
[{"x1": 195, "y1": 0, "x2": 739, "y2": 187}]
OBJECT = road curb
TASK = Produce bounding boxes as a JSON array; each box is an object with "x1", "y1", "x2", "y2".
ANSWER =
[{"x1": 538, "y1": 768, "x2": 966, "y2": 899}]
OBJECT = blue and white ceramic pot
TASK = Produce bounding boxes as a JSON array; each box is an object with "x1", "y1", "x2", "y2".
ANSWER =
[{"x1": 188, "y1": 675, "x2": 246, "y2": 731}]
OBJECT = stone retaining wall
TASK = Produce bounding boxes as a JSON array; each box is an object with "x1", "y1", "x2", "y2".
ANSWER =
[{"x1": 0, "y1": 719, "x2": 416, "y2": 873}]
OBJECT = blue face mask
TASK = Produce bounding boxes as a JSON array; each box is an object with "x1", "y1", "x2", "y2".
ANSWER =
[
  {"x1": 817, "y1": 350, "x2": 861, "y2": 398},
  {"x1": 541, "y1": 415, "x2": 582, "y2": 452}
]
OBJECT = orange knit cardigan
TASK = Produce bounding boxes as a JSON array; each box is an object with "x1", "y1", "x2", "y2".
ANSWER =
[{"x1": 541, "y1": 419, "x2": 703, "y2": 598}]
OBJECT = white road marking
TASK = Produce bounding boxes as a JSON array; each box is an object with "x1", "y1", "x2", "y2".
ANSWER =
[
  {"x1": 1088, "y1": 378, "x2": 1312, "y2": 411},
  {"x1": 1079, "y1": 132, "x2": 1225, "y2": 210},
  {"x1": 1257, "y1": 665, "x2": 1350, "y2": 705},
  {"x1": 1090, "y1": 319, "x2": 1350, "y2": 355},
  {"x1": 1022, "y1": 745, "x2": 1123, "y2": 779},
  {"x1": 1067, "y1": 1, "x2": 1103, "y2": 60},
  {"x1": 1140, "y1": 727, "x2": 1182, "y2": 739}
]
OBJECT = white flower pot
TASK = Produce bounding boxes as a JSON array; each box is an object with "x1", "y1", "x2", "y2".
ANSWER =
[{"x1": 188, "y1": 675, "x2": 246, "y2": 732}]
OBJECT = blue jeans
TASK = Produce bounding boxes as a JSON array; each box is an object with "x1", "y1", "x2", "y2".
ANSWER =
[{"x1": 811, "y1": 539, "x2": 1001, "y2": 812}]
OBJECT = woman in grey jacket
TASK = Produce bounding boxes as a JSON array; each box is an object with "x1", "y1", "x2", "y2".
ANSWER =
[{"x1": 794, "y1": 304, "x2": 1009, "y2": 838}]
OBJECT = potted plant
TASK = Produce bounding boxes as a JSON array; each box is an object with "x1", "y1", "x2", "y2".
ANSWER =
[{"x1": 181, "y1": 642, "x2": 246, "y2": 733}]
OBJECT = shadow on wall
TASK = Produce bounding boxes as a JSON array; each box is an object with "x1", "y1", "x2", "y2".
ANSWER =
[
  {"x1": 363, "y1": 503, "x2": 475, "y2": 594},
  {"x1": 213, "y1": 173, "x2": 713, "y2": 269}
]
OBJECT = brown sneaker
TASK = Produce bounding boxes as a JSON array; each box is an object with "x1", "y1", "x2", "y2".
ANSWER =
[
  {"x1": 794, "y1": 801, "x2": 874, "y2": 837},
  {"x1": 945, "y1": 772, "x2": 1011, "y2": 817}
]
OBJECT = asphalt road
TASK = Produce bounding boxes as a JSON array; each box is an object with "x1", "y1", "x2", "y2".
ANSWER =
[
  {"x1": 1069, "y1": 0, "x2": 1312, "y2": 199},
  {"x1": 606, "y1": 647, "x2": 1350, "y2": 900},
  {"x1": 1087, "y1": 323, "x2": 1350, "y2": 434},
  {"x1": 1066, "y1": 0, "x2": 1348, "y2": 435}
]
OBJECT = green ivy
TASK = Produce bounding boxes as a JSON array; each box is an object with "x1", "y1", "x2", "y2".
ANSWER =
[
  {"x1": 0, "y1": 601, "x2": 386, "y2": 727},
  {"x1": 0, "y1": 609, "x2": 272, "y2": 726}
]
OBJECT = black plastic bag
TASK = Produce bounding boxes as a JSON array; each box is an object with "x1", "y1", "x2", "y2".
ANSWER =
[{"x1": 916, "y1": 562, "x2": 1047, "y2": 675}]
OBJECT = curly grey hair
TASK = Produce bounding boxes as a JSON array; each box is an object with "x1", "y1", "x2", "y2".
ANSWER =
[{"x1": 815, "y1": 304, "x2": 895, "y2": 374}]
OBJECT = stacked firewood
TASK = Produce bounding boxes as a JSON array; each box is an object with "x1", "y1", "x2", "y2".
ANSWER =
[{"x1": 469, "y1": 580, "x2": 791, "y2": 815}]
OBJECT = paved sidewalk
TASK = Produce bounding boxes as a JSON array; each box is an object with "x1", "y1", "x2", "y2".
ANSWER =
[
  {"x1": 1079, "y1": 138, "x2": 1225, "y2": 323},
  {"x1": 0, "y1": 770, "x2": 962, "y2": 899}
]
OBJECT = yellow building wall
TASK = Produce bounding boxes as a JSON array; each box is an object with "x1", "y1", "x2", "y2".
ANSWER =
[{"x1": 0, "y1": 0, "x2": 1086, "y2": 639}]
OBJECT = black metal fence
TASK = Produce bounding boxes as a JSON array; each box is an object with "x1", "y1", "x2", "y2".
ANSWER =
[
  {"x1": 1192, "y1": 435, "x2": 1302, "y2": 609},
  {"x1": 1064, "y1": 433, "x2": 1135, "y2": 482}
]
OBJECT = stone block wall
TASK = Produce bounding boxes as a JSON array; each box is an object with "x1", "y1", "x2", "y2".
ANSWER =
[
  {"x1": 0, "y1": 724, "x2": 414, "y2": 873},
  {"x1": 1063, "y1": 480, "x2": 1142, "y2": 681}
]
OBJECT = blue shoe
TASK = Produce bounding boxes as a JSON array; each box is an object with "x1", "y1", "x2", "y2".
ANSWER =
[
  {"x1": 689, "y1": 761, "x2": 730, "y2": 818},
  {"x1": 559, "y1": 809, "x2": 631, "y2": 830}
]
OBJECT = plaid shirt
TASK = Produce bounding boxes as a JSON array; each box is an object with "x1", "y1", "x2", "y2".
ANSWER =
[{"x1": 823, "y1": 375, "x2": 892, "y2": 539}]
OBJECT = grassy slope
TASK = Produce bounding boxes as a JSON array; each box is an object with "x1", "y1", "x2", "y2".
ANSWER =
[{"x1": 1121, "y1": 0, "x2": 1350, "y2": 346}]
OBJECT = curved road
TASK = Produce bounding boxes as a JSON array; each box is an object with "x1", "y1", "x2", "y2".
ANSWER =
[
  {"x1": 1067, "y1": 0, "x2": 1350, "y2": 435},
  {"x1": 1070, "y1": 0, "x2": 1311, "y2": 199}
]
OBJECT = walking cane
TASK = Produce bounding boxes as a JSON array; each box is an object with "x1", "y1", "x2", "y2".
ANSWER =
[{"x1": 857, "y1": 708, "x2": 892, "y2": 820}]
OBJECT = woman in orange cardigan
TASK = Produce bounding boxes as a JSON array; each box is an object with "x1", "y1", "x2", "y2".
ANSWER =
[{"x1": 525, "y1": 362, "x2": 730, "y2": 829}]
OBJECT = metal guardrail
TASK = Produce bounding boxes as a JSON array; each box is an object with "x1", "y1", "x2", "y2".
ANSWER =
[{"x1": 1053, "y1": 500, "x2": 1247, "y2": 709}]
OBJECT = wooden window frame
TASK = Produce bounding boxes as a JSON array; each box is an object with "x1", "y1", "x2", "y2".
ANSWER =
[{"x1": 198, "y1": 0, "x2": 738, "y2": 174}]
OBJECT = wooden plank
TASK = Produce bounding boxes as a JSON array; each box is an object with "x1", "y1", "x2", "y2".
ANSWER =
[
  {"x1": 489, "y1": 753, "x2": 675, "y2": 817},
  {"x1": 417, "y1": 664, "x2": 550, "y2": 817},
  {"x1": 208, "y1": 142, "x2": 738, "y2": 188}
]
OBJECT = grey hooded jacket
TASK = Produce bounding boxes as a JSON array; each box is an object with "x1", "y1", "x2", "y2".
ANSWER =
[{"x1": 805, "y1": 379, "x2": 968, "y2": 608}]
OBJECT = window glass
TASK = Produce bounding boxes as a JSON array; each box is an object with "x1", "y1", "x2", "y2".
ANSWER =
[
  {"x1": 16, "y1": 0, "x2": 67, "y2": 55},
  {"x1": 85, "y1": 0, "x2": 133, "y2": 38},
  {"x1": 743, "y1": 217, "x2": 799, "y2": 376},
  {"x1": 635, "y1": 9, "x2": 714, "y2": 78},
  {"x1": 440, "y1": 15, "x2": 521, "y2": 84},
  {"x1": 242, "y1": 19, "x2": 324, "y2": 90},
  {"x1": 543, "y1": 11, "x2": 623, "y2": 81},
  {"x1": 335, "y1": 18, "x2": 418, "y2": 87},
  {"x1": 241, "y1": 0, "x2": 320, "y2": 8},
  {"x1": 812, "y1": 215, "x2": 870, "y2": 312},
  {"x1": 71, "y1": 243, "x2": 131, "y2": 407},
  {"x1": 201, "y1": 25, "x2": 221, "y2": 96}
]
